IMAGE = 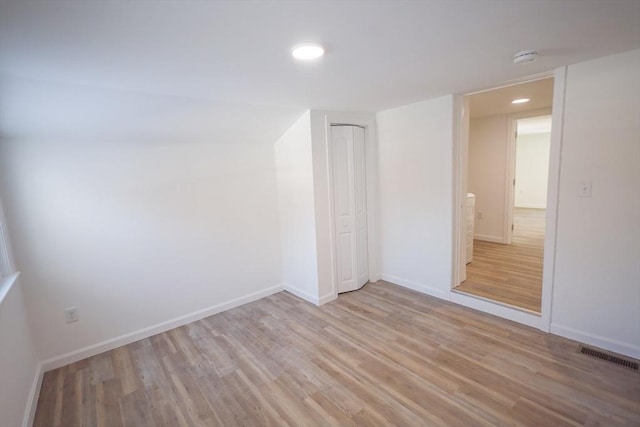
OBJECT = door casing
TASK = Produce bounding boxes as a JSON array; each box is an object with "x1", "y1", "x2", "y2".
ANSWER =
[{"x1": 452, "y1": 68, "x2": 567, "y2": 332}]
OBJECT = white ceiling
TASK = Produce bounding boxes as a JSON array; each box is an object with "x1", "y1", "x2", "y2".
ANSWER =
[
  {"x1": 1, "y1": 0, "x2": 639, "y2": 142},
  {"x1": 469, "y1": 78, "x2": 554, "y2": 119}
]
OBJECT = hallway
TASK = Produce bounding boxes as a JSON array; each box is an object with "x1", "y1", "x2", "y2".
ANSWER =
[{"x1": 456, "y1": 208, "x2": 545, "y2": 312}]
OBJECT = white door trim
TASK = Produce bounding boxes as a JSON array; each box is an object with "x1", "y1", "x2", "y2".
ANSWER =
[
  {"x1": 451, "y1": 68, "x2": 566, "y2": 333},
  {"x1": 539, "y1": 67, "x2": 567, "y2": 331},
  {"x1": 504, "y1": 107, "x2": 553, "y2": 245},
  {"x1": 320, "y1": 112, "x2": 379, "y2": 301},
  {"x1": 452, "y1": 95, "x2": 469, "y2": 287}
]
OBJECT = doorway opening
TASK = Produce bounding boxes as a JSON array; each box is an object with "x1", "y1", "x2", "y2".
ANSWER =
[{"x1": 454, "y1": 78, "x2": 554, "y2": 313}]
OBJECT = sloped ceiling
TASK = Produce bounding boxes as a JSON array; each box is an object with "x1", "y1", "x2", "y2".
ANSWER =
[{"x1": 1, "y1": 0, "x2": 638, "y2": 142}]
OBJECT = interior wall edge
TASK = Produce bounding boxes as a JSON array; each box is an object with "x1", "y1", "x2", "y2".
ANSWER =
[
  {"x1": 39, "y1": 283, "x2": 284, "y2": 372},
  {"x1": 23, "y1": 362, "x2": 43, "y2": 427},
  {"x1": 283, "y1": 283, "x2": 320, "y2": 306},
  {"x1": 318, "y1": 292, "x2": 338, "y2": 306},
  {"x1": 0, "y1": 273, "x2": 40, "y2": 427}
]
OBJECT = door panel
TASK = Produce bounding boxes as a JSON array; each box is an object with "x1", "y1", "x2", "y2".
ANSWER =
[
  {"x1": 338, "y1": 232, "x2": 354, "y2": 282},
  {"x1": 334, "y1": 134, "x2": 352, "y2": 217},
  {"x1": 332, "y1": 125, "x2": 368, "y2": 293},
  {"x1": 353, "y1": 127, "x2": 369, "y2": 287}
]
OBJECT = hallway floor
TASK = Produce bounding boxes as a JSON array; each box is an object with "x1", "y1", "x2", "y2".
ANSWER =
[{"x1": 456, "y1": 208, "x2": 544, "y2": 312}]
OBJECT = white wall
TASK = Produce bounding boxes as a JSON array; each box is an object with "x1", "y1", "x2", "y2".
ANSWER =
[
  {"x1": 0, "y1": 139, "x2": 284, "y2": 364},
  {"x1": 0, "y1": 76, "x2": 303, "y2": 146},
  {"x1": 550, "y1": 49, "x2": 640, "y2": 358},
  {"x1": 0, "y1": 275, "x2": 40, "y2": 427},
  {"x1": 376, "y1": 96, "x2": 454, "y2": 299},
  {"x1": 467, "y1": 115, "x2": 509, "y2": 242},
  {"x1": 514, "y1": 132, "x2": 550, "y2": 209},
  {"x1": 274, "y1": 111, "x2": 320, "y2": 303}
]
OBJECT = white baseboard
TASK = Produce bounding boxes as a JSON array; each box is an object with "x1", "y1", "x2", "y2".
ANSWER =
[
  {"x1": 379, "y1": 274, "x2": 450, "y2": 301},
  {"x1": 379, "y1": 274, "x2": 545, "y2": 331},
  {"x1": 318, "y1": 292, "x2": 337, "y2": 305},
  {"x1": 550, "y1": 323, "x2": 640, "y2": 359},
  {"x1": 451, "y1": 291, "x2": 543, "y2": 329},
  {"x1": 23, "y1": 362, "x2": 44, "y2": 427},
  {"x1": 283, "y1": 283, "x2": 322, "y2": 306},
  {"x1": 473, "y1": 234, "x2": 506, "y2": 243},
  {"x1": 514, "y1": 204, "x2": 546, "y2": 209},
  {"x1": 40, "y1": 284, "x2": 285, "y2": 372}
]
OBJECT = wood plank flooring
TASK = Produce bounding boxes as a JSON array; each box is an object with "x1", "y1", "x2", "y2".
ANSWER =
[
  {"x1": 34, "y1": 281, "x2": 639, "y2": 426},
  {"x1": 457, "y1": 208, "x2": 545, "y2": 312}
]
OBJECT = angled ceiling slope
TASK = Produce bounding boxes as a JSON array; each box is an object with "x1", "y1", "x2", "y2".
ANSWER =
[{"x1": 0, "y1": 0, "x2": 638, "y2": 142}]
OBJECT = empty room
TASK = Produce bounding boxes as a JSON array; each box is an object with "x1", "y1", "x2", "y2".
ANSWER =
[{"x1": 1, "y1": 1, "x2": 639, "y2": 426}]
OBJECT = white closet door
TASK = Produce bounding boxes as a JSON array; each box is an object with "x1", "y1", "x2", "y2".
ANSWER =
[
  {"x1": 332, "y1": 125, "x2": 368, "y2": 293},
  {"x1": 353, "y1": 126, "x2": 369, "y2": 287}
]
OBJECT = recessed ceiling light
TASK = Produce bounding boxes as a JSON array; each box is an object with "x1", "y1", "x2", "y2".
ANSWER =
[
  {"x1": 292, "y1": 44, "x2": 325, "y2": 60},
  {"x1": 512, "y1": 98, "x2": 530, "y2": 104}
]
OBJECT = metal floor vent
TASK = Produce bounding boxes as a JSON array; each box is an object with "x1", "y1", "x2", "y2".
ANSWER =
[{"x1": 579, "y1": 345, "x2": 639, "y2": 371}]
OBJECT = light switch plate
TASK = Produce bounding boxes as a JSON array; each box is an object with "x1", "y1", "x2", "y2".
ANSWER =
[{"x1": 578, "y1": 181, "x2": 592, "y2": 198}]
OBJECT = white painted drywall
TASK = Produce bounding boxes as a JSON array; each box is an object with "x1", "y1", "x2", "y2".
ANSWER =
[
  {"x1": 0, "y1": 76, "x2": 302, "y2": 146},
  {"x1": 274, "y1": 111, "x2": 320, "y2": 303},
  {"x1": 0, "y1": 138, "x2": 284, "y2": 362},
  {"x1": 514, "y1": 132, "x2": 550, "y2": 209},
  {"x1": 376, "y1": 96, "x2": 454, "y2": 299},
  {"x1": 0, "y1": 275, "x2": 40, "y2": 427},
  {"x1": 467, "y1": 115, "x2": 509, "y2": 242},
  {"x1": 551, "y1": 49, "x2": 640, "y2": 358}
]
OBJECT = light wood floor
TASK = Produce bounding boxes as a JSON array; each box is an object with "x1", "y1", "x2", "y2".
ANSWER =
[
  {"x1": 34, "y1": 281, "x2": 639, "y2": 426},
  {"x1": 457, "y1": 208, "x2": 545, "y2": 312}
]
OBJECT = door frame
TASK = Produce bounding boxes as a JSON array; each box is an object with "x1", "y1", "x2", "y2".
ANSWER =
[
  {"x1": 505, "y1": 108, "x2": 553, "y2": 245},
  {"x1": 452, "y1": 67, "x2": 567, "y2": 332},
  {"x1": 314, "y1": 111, "x2": 379, "y2": 303}
]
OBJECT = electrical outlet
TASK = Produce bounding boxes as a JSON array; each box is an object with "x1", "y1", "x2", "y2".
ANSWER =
[
  {"x1": 65, "y1": 307, "x2": 79, "y2": 323},
  {"x1": 477, "y1": 211, "x2": 484, "y2": 220}
]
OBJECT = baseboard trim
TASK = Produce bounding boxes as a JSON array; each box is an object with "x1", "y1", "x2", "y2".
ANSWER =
[
  {"x1": 283, "y1": 283, "x2": 321, "y2": 306},
  {"x1": 514, "y1": 204, "x2": 546, "y2": 209},
  {"x1": 550, "y1": 323, "x2": 640, "y2": 359},
  {"x1": 473, "y1": 234, "x2": 506, "y2": 243},
  {"x1": 451, "y1": 290, "x2": 543, "y2": 329},
  {"x1": 379, "y1": 274, "x2": 449, "y2": 301},
  {"x1": 23, "y1": 362, "x2": 44, "y2": 427},
  {"x1": 40, "y1": 284, "x2": 285, "y2": 372},
  {"x1": 318, "y1": 292, "x2": 337, "y2": 305}
]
